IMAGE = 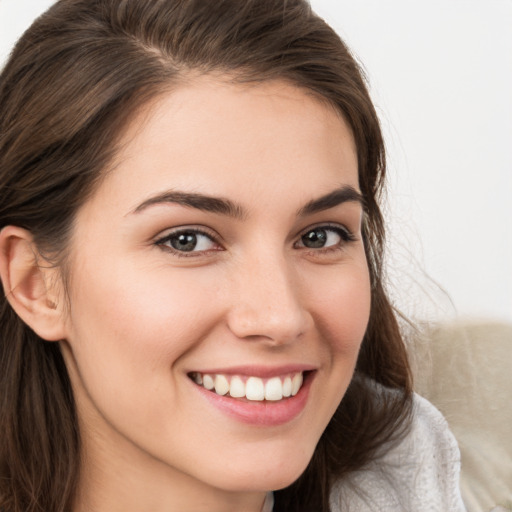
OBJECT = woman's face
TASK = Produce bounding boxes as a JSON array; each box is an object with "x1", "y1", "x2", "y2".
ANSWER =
[{"x1": 59, "y1": 79, "x2": 371, "y2": 501}]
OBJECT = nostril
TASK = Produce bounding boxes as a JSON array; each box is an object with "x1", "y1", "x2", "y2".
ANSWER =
[{"x1": 226, "y1": 303, "x2": 311, "y2": 344}]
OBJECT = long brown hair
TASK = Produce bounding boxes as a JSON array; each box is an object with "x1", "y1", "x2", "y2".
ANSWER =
[{"x1": 0, "y1": 1, "x2": 412, "y2": 511}]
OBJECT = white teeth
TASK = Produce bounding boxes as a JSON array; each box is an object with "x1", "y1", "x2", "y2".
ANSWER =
[
  {"x1": 214, "y1": 374, "x2": 229, "y2": 396},
  {"x1": 192, "y1": 371, "x2": 305, "y2": 401},
  {"x1": 282, "y1": 376, "x2": 292, "y2": 397},
  {"x1": 291, "y1": 373, "x2": 303, "y2": 396},
  {"x1": 265, "y1": 377, "x2": 283, "y2": 401},
  {"x1": 203, "y1": 374, "x2": 214, "y2": 390},
  {"x1": 245, "y1": 377, "x2": 265, "y2": 401},
  {"x1": 229, "y1": 376, "x2": 245, "y2": 398}
]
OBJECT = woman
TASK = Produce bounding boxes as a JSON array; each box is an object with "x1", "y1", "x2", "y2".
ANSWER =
[{"x1": 0, "y1": 1, "x2": 464, "y2": 511}]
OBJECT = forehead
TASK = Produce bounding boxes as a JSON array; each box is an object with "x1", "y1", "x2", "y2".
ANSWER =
[{"x1": 90, "y1": 77, "x2": 359, "y2": 216}]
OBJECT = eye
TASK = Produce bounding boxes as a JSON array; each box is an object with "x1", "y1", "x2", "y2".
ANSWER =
[
  {"x1": 297, "y1": 225, "x2": 355, "y2": 250},
  {"x1": 156, "y1": 228, "x2": 219, "y2": 254}
]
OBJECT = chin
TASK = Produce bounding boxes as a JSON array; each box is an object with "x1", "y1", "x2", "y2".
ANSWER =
[{"x1": 209, "y1": 446, "x2": 315, "y2": 493}]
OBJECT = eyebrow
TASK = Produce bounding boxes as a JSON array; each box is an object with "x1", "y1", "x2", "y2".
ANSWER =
[
  {"x1": 131, "y1": 185, "x2": 364, "y2": 218},
  {"x1": 296, "y1": 185, "x2": 364, "y2": 216},
  {"x1": 131, "y1": 191, "x2": 246, "y2": 219}
]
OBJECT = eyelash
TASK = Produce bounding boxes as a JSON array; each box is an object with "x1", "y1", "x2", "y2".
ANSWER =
[{"x1": 154, "y1": 224, "x2": 357, "y2": 258}]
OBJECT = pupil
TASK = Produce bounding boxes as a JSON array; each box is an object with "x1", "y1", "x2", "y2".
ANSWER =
[
  {"x1": 303, "y1": 229, "x2": 327, "y2": 248},
  {"x1": 171, "y1": 233, "x2": 197, "y2": 252}
]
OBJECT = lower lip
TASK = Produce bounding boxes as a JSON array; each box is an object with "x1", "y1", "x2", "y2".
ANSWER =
[{"x1": 193, "y1": 373, "x2": 314, "y2": 426}]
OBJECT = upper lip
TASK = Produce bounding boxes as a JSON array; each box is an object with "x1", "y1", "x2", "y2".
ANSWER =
[{"x1": 187, "y1": 364, "x2": 317, "y2": 379}]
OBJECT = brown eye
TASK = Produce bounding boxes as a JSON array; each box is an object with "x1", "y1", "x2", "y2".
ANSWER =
[
  {"x1": 301, "y1": 228, "x2": 329, "y2": 248},
  {"x1": 298, "y1": 225, "x2": 355, "y2": 250},
  {"x1": 170, "y1": 232, "x2": 198, "y2": 252},
  {"x1": 158, "y1": 229, "x2": 218, "y2": 254}
]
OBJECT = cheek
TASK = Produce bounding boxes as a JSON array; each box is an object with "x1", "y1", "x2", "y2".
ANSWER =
[
  {"x1": 311, "y1": 262, "x2": 371, "y2": 359},
  {"x1": 290, "y1": 262, "x2": 370, "y2": 454},
  {"x1": 64, "y1": 257, "x2": 224, "y2": 392},
  {"x1": 62, "y1": 259, "x2": 230, "y2": 445}
]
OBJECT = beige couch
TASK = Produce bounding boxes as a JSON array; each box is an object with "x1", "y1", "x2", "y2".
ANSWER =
[{"x1": 412, "y1": 321, "x2": 512, "y2": 512}]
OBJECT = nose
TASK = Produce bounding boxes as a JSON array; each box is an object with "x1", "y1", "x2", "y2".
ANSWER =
[{"x1": 225, "y1": 252, "x2": 312, "y2": 345}]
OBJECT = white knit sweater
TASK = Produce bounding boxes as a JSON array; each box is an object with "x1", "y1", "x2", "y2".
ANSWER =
[{"x1": 263, "y1": 394, "x2": 466, "y2": 511}]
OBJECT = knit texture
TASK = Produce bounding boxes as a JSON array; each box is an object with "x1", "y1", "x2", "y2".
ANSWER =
[{"x1": 329, "y1": 394, "x2": 466, "y2": 511}]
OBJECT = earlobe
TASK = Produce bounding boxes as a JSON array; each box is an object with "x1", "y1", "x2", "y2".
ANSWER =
[{"x1": 0, "y1": 226, "x2": 67, "y2": 342}]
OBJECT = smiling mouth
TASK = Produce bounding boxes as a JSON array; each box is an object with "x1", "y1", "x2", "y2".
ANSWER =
[{"x1": 188, "y1": 371, "x2": 306, "y2": 402}]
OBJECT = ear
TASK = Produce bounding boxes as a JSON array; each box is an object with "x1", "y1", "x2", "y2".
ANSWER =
[{"x1": 0, "y1": 226, "x2": 67, "y2": 341}]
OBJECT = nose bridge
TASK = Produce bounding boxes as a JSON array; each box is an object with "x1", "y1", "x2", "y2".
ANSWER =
[{"x1": 226, "y1": 248, "x2": 310, "y2": 343}]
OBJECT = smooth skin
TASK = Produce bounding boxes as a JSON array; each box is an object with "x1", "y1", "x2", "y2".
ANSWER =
[{"x1": 0, "y1": 78, "x2": 371, "y2": 512}]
